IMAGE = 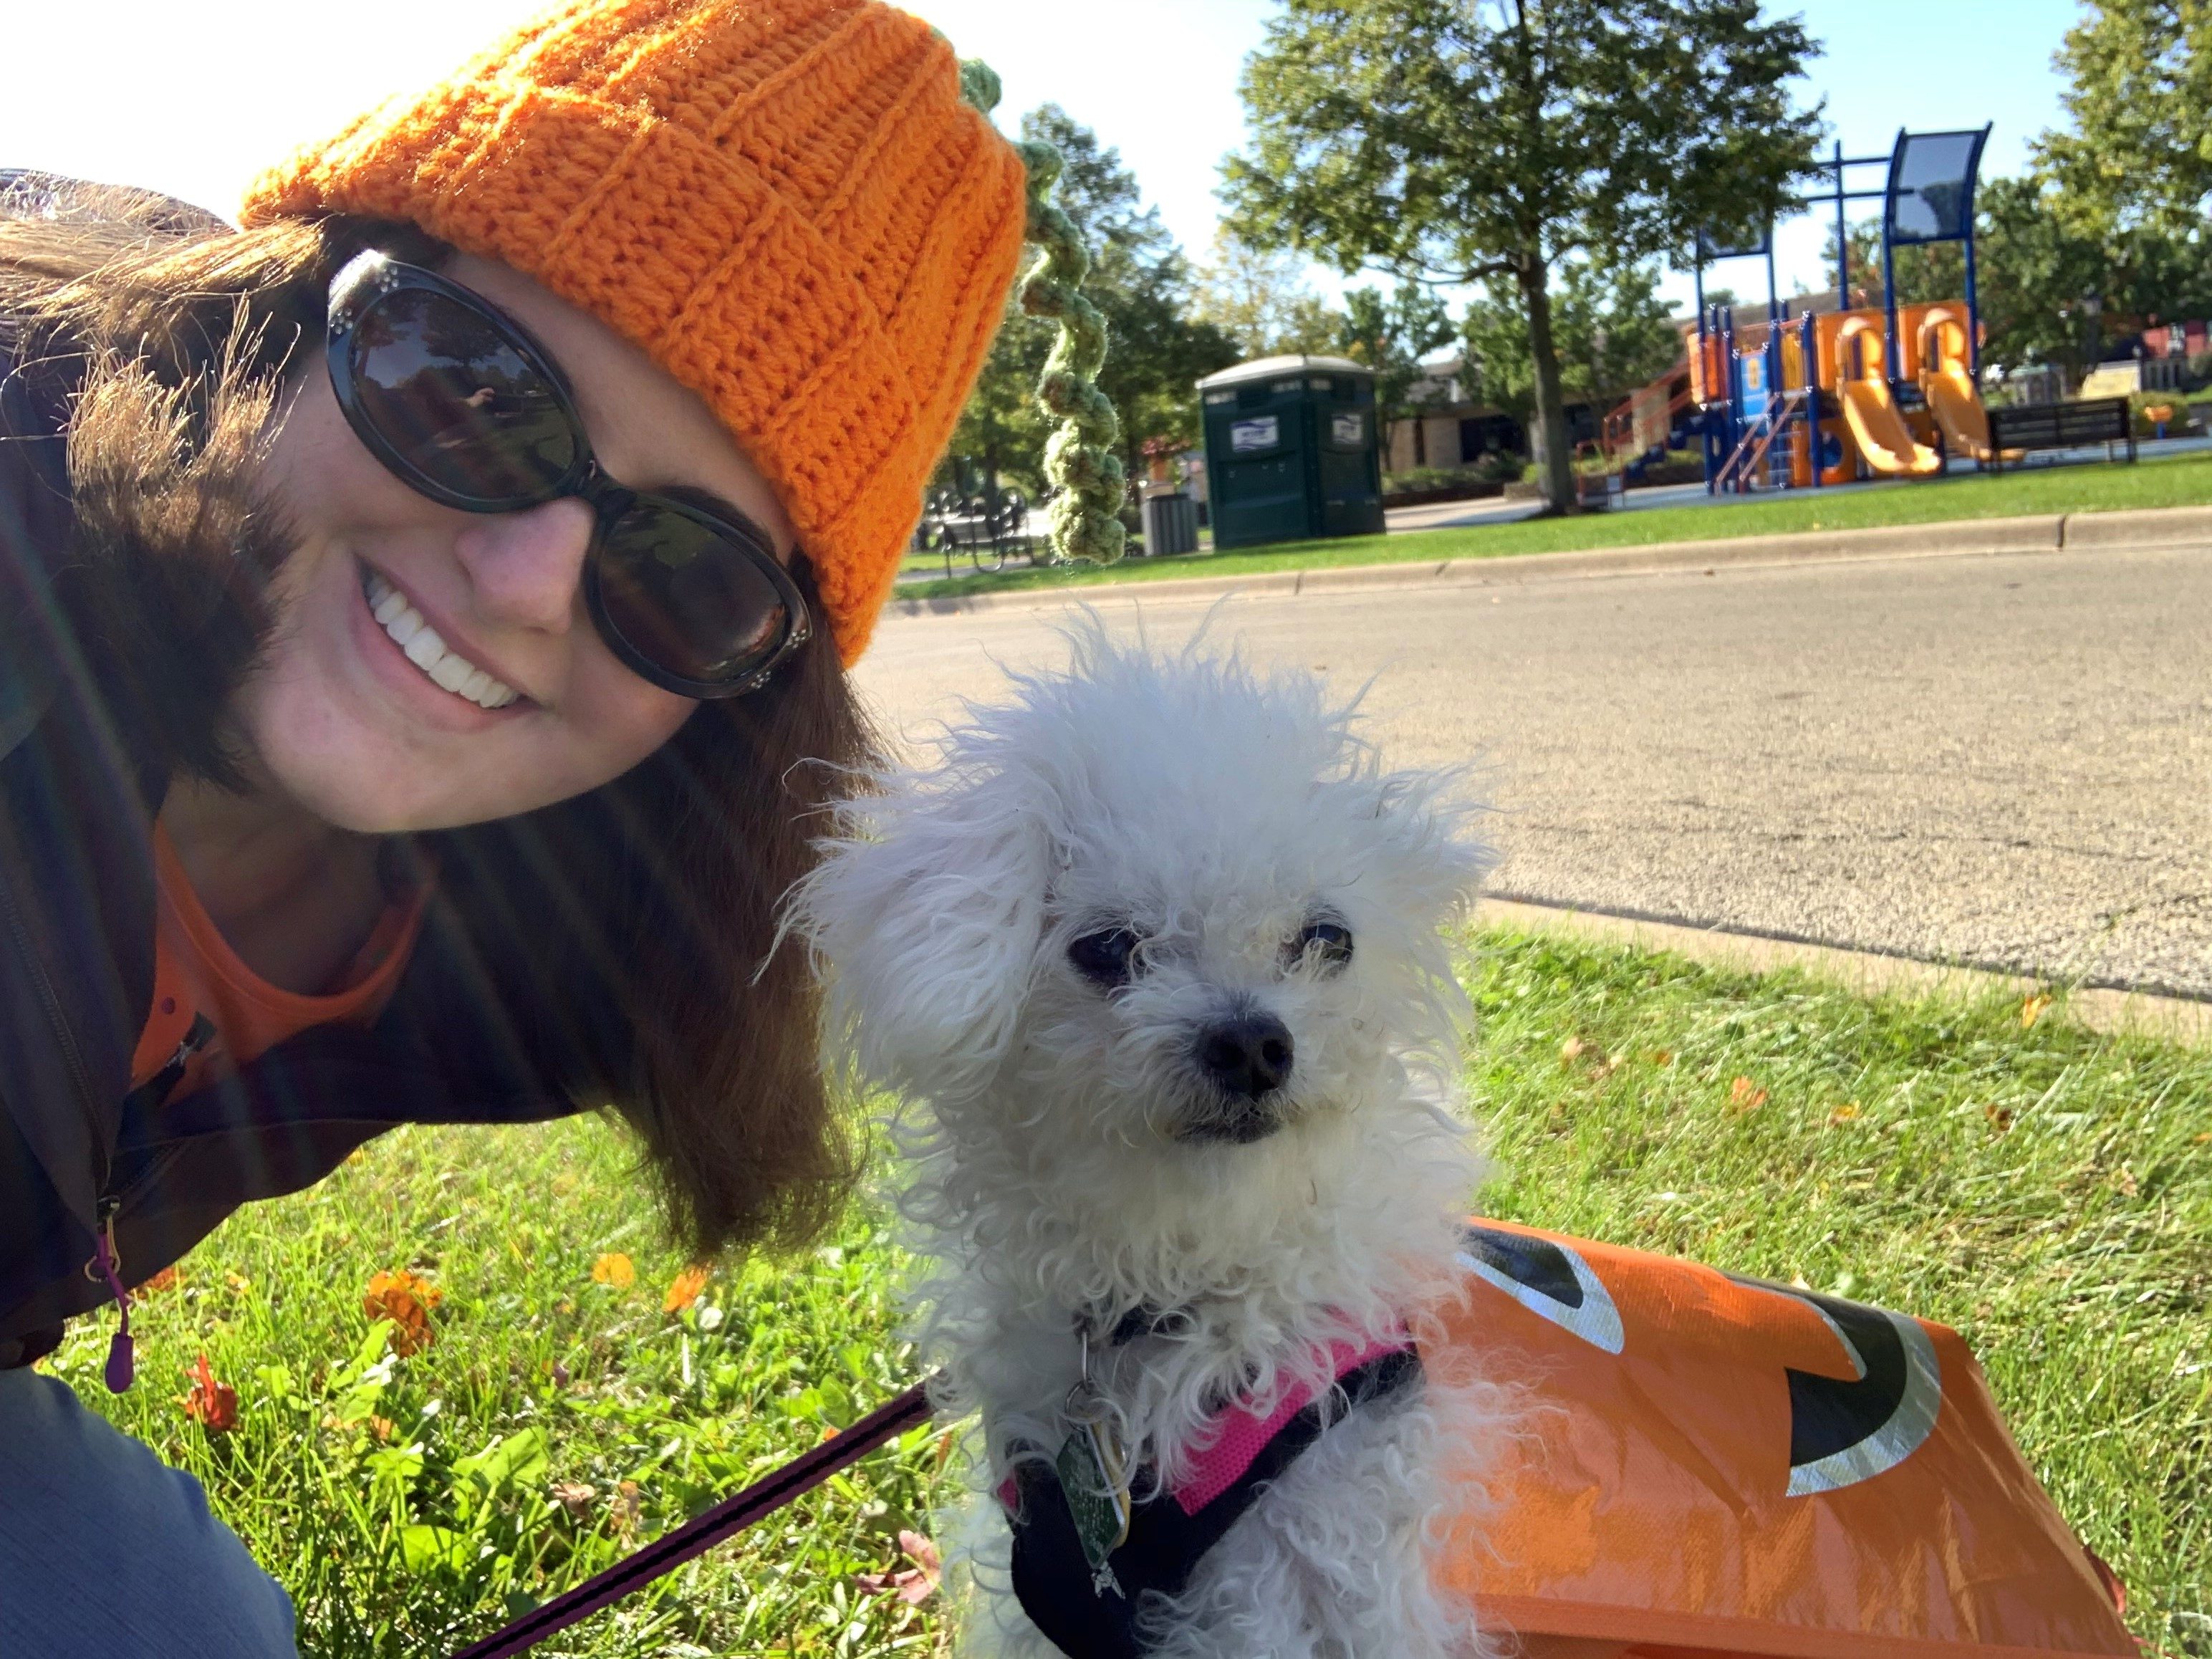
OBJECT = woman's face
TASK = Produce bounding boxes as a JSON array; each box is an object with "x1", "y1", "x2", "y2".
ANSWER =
[{"x1": 241, "y1": 253, "x2": 797, "y2": 835}]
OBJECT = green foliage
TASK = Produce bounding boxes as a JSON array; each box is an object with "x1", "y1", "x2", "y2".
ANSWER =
[
  {"x1": 1976, "y1": 175, "x2": 2117, "y2": 384},
  {"x1": 1339, "y1": 282, "x2": 1457, "y2": 425},
  {"x1": 946, "y1": 107, "x2": 1238, "y2": 504},
  {"x1": 1977, "y1": 178, "x2": 2209, "y2": 385},
  {"x1": 52, "y1": 1120, "x2": 952, "y2": 1657},
  {"x1": 1221, "y1": 0, "x2": 1822, "y2": 509},
  {"x1": 1818, "y1": 219, "x2": 1963, "y2": 309},
  {"x1": 2035, "y1": 0, "x2": 2212, "y2": 242},
  {"x1": 1461, "y1": 259, "x2": 1683, "y2": 425},
  {"x1": 1382, "y1": 457, "x2": 1521, "y2": 496},
  {"x1": 1188, "y1": 231, "x2": 1348, "y2": 358}
]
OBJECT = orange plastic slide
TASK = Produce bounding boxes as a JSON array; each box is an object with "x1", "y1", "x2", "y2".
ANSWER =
[
  {"x1": 1842, "y1": 379, "x2": 1944, "y2": 476},
  {"x1": 1920, "y1": 307, "x2": 2019, "y2": 464},
  {"x1": 1831, "y1": 317, "x2": 1942, "y2": 476}
]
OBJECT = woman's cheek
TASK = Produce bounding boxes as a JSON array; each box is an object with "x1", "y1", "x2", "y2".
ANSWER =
[{"x1": 564, "y1": 653, "x2": 696, "y2": 788}]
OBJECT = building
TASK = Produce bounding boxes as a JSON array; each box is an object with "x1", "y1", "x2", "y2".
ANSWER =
[{"x1": 1380, "y1": 355, "x2": 1534, "y2": 474}]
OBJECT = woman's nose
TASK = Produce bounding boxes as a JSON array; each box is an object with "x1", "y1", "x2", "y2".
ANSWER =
[{"x1": 449, "y1": 497, "x2": 597, "y2": 633}]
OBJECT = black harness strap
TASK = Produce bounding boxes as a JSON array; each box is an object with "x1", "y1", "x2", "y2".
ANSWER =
[{"x1": 1008, "y1": 1347, "x2": 1423, "y2": 1659}]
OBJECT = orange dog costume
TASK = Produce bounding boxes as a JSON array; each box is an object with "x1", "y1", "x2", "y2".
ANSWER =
[{"x1": 1438, "y1": 1221, "x2": 2132, "y2": 1659}]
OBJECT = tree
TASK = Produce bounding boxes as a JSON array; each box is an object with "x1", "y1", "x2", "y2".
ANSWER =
[
  {"x1": 1338, "y1": 282, "x2": 1457, "y2": 428},
  {"x1": 1971, "y1": 175, "x2": 2108, "y2": 385},
  {"x1": 1189, "y1": 231, "x2": 1347, "y2": 358},
  {"x1": 946, "y1": 107, "x2": 1239, "y2": 499},
  {"x1": 1818, "y1": 221, "x2": 1961, "y2": 309},
  {"x1": 1461, "y1": 259, "x2": 1683, "y2": 428},
  {"x1": 1222, "y1": 0, "x2": 1822, "y2": 511},
  {"x1": 2035, "y1": 0, "x2": 2212, "y2": 242},
  {"x1": 1973, "y1": 173, "x2": 2212, "y2": 385}
]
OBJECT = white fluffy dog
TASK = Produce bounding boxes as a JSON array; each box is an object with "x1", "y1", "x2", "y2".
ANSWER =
[{"x1": 794, "y1": 624, "x2": 1501, "y2": 1658}]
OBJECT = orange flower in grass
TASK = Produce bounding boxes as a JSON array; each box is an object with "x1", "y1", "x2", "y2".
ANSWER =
[
  {"x1": 663, "y1": 1262, "x2": 711, "y2": 1313},
  {"x1": 590, "y1": 1253, "x2": 635, "y2": 1290},
  {"x1": 1728, "y1": 1076, "x2": 1769, "y2": 1112},
  {"x1": 365, "y1": 1269, "x2": 443, "y2": 1356},
  {"x1": 180, "y1": 1354, "x2": 238, "y2": 1433}
]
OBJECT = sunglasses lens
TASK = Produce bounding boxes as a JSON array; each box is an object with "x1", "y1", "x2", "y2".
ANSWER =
[
  {"x1": 597, "y1": 505, "x2": 792, "y2": 686},
  {"x1": 347, "y1": 288, "x2": 579, "y2": 503}
]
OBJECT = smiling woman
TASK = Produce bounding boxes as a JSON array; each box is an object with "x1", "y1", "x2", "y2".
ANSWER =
[{"x1": 0, "y1": 1, "x2": 1030, "y2": 1652}]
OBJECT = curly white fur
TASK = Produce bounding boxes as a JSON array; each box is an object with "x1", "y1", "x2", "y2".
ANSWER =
[{"x1": 792, "y1": 620, "x2": 1507, "y2": 1657}]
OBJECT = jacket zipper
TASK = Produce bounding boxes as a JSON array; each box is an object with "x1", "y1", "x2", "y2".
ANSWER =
[{"x1": 80, "y1": 1015, "x2": 213, "y2": 1394}]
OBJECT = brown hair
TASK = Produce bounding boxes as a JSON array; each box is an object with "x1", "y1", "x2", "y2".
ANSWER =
[{"x1": 0, "y1": 178, "x2": 867, "y2": 1256}]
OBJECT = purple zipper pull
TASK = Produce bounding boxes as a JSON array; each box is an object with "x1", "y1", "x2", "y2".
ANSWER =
[{"x1": 90, "y1": 1223, "x2": 134, "y2": 1393}]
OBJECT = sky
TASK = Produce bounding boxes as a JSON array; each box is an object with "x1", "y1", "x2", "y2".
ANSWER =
[{"x1": 4, "y1": 0, "x2": 2087, "y2": 322}]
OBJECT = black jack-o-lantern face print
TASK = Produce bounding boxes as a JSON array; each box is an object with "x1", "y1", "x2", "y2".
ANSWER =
[
  {"x1": 1459, "y1": 1223, "x2": 1942, "y2": 1497},
  {"x1": 1723, "y1": 1273, "x2": 1943, "y2": 1498},
  {"x1": 1458, "y1": 1223, "x2": 1625, "y2": 1356}
]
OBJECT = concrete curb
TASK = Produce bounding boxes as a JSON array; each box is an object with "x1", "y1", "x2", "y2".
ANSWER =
[
  {"x1": 1477, "y1": 896, "x2": 2212, "y2": 1047},
  {"x1": 2056, "y1": 501, "x2": 2212, "y2": 549},
  {"x1": 883, "y1": 503, "x2": 2212, "y2": 623}
]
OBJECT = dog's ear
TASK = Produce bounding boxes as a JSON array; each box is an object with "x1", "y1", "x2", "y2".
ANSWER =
[{"x1": 793, "y1": 766, "x2": 1051, "y2": 1103}]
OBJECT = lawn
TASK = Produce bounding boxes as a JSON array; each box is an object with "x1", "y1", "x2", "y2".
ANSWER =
[
  {"x1": 45, "y1": 931, "x2": 2211, "y2": 1658},
  {"x1": 895, "y1": 448, "x2": 2212, "y2": 602}
]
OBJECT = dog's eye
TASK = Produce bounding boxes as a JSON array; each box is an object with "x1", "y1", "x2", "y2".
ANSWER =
[
  {"x1": 1069, "y1": 928, "x2": 1142, "y2": 989},
  {"x1": 1292, "y1": 918, "x2": 1354, "y2": 971}
]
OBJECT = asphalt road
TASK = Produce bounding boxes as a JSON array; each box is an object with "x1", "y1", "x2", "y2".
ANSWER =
[{"x1": 853, "y1": 542, "x2": 2212, "y2": 999}]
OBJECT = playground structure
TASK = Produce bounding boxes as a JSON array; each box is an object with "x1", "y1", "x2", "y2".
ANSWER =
[{"x1": 1600, "y1": 127, "x2": 2030, "y2": 494}]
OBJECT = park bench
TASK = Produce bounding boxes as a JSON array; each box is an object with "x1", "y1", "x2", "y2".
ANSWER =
[
  {"x1": 1983, "y1": 395, "x2": 2135, "y2": 473},
  {"x1": 915, "y1": 479, "x2": 1034, "y2": 575}
]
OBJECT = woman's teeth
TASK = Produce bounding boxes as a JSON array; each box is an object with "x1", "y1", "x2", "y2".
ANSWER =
[{"x1": 361, "y1": 569, "x2": 520, "y2": 711}]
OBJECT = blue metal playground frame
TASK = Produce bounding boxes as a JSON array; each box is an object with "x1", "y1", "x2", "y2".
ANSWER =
[{"x1": 1691, "y1": 124, "x2": 1993, "y2": 494}]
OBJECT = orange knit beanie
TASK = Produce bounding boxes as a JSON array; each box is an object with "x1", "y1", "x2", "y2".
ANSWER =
[{"x1": 242, "y1": 0, "x2": 1027, "y2": 663}]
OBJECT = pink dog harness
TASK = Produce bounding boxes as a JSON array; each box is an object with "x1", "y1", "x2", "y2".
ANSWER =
[{"x1": 1002, "y1": 1324, "x2": 1423, "y2": 1658}]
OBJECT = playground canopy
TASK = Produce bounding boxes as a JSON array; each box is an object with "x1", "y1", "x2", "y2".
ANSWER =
[{"x1": 1886, "y1": 128, "x2": 1991, "y2": 246}]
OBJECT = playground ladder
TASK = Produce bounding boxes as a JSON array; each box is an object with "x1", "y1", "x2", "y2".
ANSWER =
[{"x1": 1712, "y1": 388, "x2": 1809, "y2": 493}]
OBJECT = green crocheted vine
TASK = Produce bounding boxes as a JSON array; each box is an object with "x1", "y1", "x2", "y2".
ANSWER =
[{"x1": 960, "y1": 59, "x2": 1125, "y2": 565}]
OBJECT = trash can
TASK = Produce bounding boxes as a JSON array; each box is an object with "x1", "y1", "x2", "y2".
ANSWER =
[
  {"x1": 1197, "y1": 355, "x2": 1384, "y2": 550},
  {"x1": 1139, "y1": 486, "x2": 1199, "y2": 557}
]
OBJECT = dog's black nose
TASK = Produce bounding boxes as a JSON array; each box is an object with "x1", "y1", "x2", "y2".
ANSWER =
[{"x1": 1196, "y1": 1014, "x2": 1294, "y2": 1100}]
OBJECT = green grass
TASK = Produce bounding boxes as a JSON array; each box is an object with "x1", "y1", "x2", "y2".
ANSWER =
[
  {"x1": 895, "y1": 448, "x2": 2212, "y2": 602},
  {"x1": 47, "y1": 930, "x2": 2211, "y2": 1656},
  {"x1": 47, "y1": 1127, "x2": 951, "y2": 1658}
]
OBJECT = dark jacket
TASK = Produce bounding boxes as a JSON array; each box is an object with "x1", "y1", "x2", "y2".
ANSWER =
[{"x1": 0, "y1": 350, "x2": 587, "y2": 1367}]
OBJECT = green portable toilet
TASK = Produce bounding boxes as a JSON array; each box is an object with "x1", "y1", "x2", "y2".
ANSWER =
[{"x1": 1197, "y1": 355, "x2": 1384, "y2": 549}]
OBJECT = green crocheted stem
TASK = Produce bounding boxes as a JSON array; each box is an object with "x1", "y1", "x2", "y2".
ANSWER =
[
  {"x1": 956, "y1": 58, "x2": 1002, "y2": 117},
  {"x1": 1014, "y1": 139, "x2": 1125, "y2": 564}
]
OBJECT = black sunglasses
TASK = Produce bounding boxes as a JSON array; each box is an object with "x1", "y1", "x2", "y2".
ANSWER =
[{"x1": 325, "y1": 250, "x2": 809, "y2": 699}]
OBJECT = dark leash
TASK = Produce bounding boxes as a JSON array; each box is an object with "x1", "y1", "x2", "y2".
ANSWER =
[{"x1": 448, "y1": 1381, "x2": 936, "y2": 1659}]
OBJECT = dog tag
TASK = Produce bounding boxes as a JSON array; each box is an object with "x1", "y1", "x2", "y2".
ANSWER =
[{"x1": 1056, "y1": 1418, "x2": 1131, "y2": 1597}]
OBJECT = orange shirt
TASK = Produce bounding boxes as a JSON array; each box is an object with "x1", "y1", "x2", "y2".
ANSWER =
[{"x1": 128, "y1": 827, "x2": 431, "y2": 1100}]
